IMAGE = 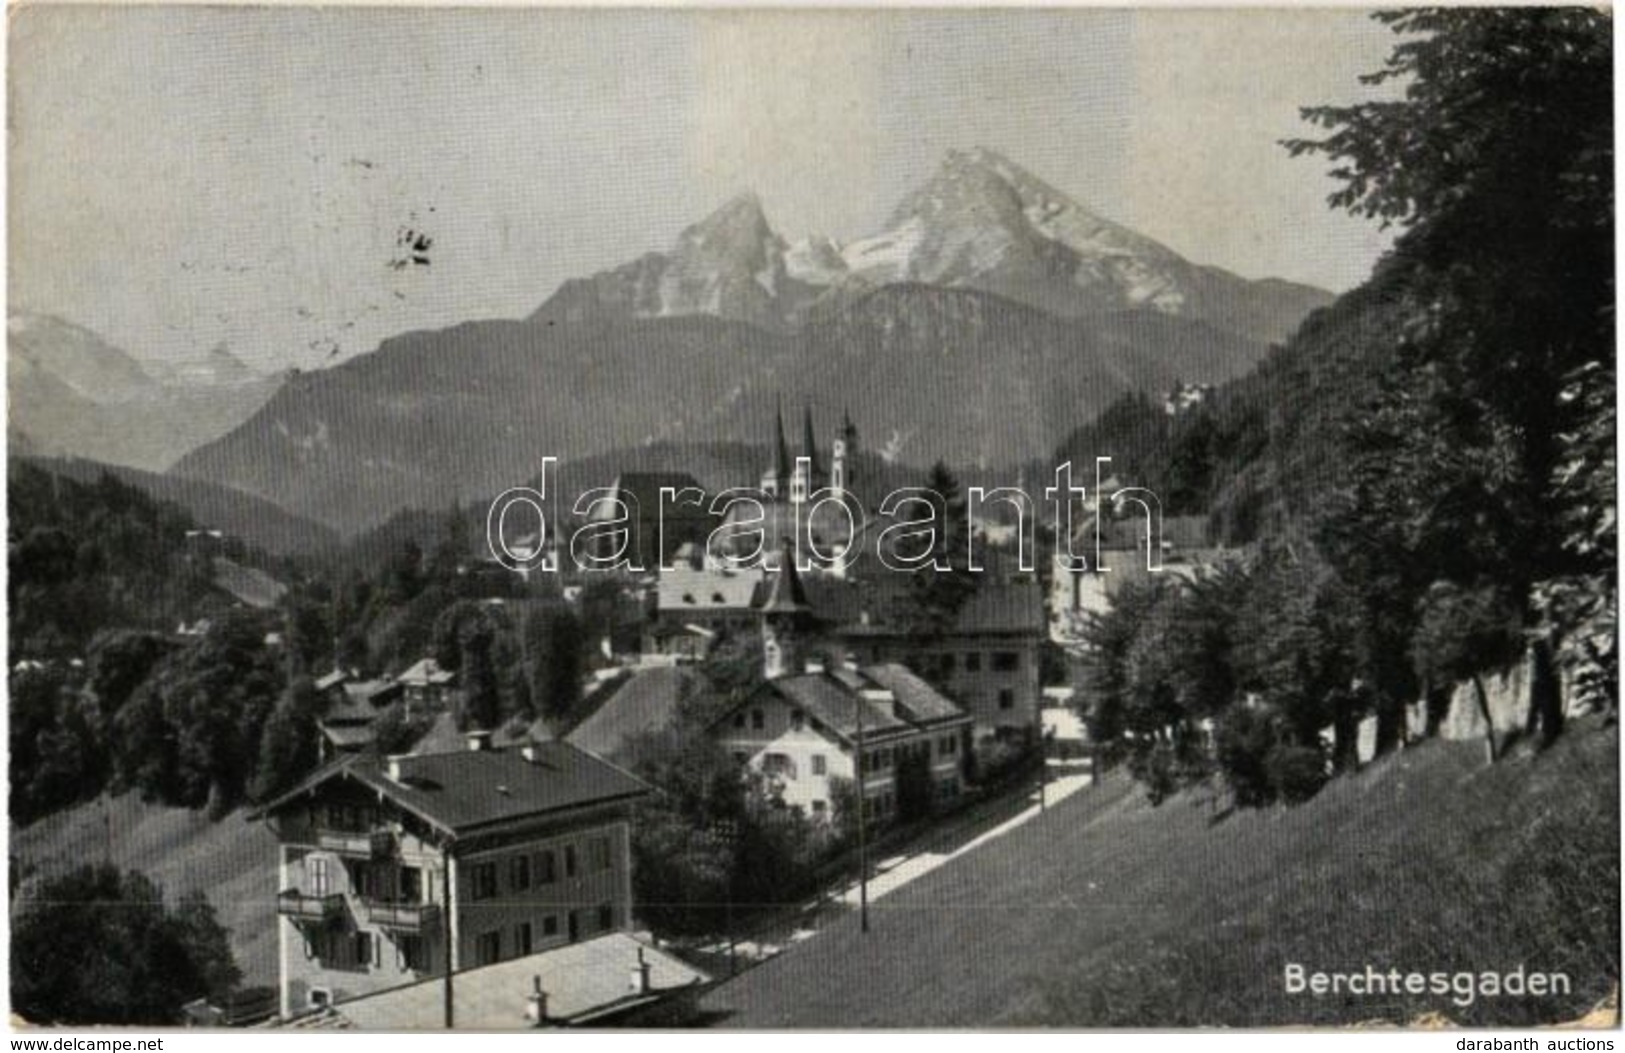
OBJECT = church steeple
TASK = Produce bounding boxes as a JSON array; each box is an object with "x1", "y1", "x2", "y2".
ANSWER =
[
  {"x1": 775, "y1": 400, "x2": 792, "y2": 486},
  {"x1": 802, "y1": 405, "x2": 824, "y2": 480},
  {"x1": 762, "y1": 399, "x2": 794, "y2": 499}
]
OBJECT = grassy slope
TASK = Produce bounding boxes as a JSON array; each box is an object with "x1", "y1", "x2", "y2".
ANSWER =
[
  {"x1": 11, "y1": 796, "x2": 280, "y2": 987},
  {"x1": 698, "y1": 720, "x2": 1619, "y2": 1027}
]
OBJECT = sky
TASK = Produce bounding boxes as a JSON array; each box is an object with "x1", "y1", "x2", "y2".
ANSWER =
[{"x1": 9, "y1": 6, "x2": 1399, "y2": 374}]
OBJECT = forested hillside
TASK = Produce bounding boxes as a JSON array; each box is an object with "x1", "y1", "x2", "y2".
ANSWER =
[{"x1": 1072, "y1": 8, "x2": 1615, "y2": 808}]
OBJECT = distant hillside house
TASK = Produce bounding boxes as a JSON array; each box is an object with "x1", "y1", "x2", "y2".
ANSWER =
[
  {"x1": 254, "y1": 737, "x2": 652, "y2": 1023},
  {"x1": 396, "y1": 657, "x2": 457, "y2": 716},
  {"x1": 316, "y1": 676, "x2": 404, "y2": 760}
]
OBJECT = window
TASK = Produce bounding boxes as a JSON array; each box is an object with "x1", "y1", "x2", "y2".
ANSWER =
[
  {"x1": 308, "y1": 988, "x2": 332, "y2": 1009},
  {"x1": 791, "y1": 709, "x2": 804, "y2": 731},
  {"x1": 470, "y1": 862, "x2": 498, "y2": 901},
  {"x1": 940, "y1": 653, "x2": 955, "y2": 675},
  {"x1": 762, "y1": 753, "x2": 794, "y2": 779},
  {"x1": 564, "y1": 844, "x2": 578, "y2": 879},
  {"x1": 350, "y1": 861, "x2": 379, "y2": 900},
  {"x1": 537, "y1": 850, "x2": 557, "y2": 885},
  {"x1": 999, "y1": 689, "x2": 1015, "y2": 710},
  {"x1": 589, "y1": 836, "x2": 612, "y2": 872},
  {"x1": 476, "y1": 931, "x2": 502, "y2": 966},
  {"x1": 811, "y1": 754, "x2": 827, "y2": 776},
  {"x1": 965, "y1": 652, "x2": 983, "y2": 673},
  {"x1": 516, "y1": 922, "x2": 533, "y2": 956},
  {"x1": 398, "y1": 935, "x2": 426, "y2": 971},
  {"x1": 597, "y1": 904, "x2": 614, "y2": 931},
  {"x1": 751, "y1": 709, "x2": 765, "y2": 730},
  {"x1": 542, "y1": 915, "x2": 560, "y2": 938},
  {"x1": 993, "y1": 652, "x2": 1020, "y2": 672},
  {"x1": 733, "y1": 712, "x2": 745, "y2": 729},
  {"x1": 310, "y1": 856, "x2": 330, "y2": 896},
  {"x1": 399, "y1": 865, "x2": 422, "y2": 903},
  {"x1": 510, "y1": 854, "x2": 531, "y2": 892},
  {"x1": 811, "y1": 800, "x2": 827, "y2": 815},
  {"x1": 732, "y1": 751, "x2": 748, "y2": 765},
  {"x1": 353, "y1": 932, "x2": 375, "y2": 969}
]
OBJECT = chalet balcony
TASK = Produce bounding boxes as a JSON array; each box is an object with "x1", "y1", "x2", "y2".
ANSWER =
[
  {"x1": 365, "y1": 900, "x2": 442, "y2": 933},
  {"x1": 277, "y1": 889, "x2": 346, "y2": 924},
  {"x1": 315, "y1": 828, "x2": 395, "y2": 858}
]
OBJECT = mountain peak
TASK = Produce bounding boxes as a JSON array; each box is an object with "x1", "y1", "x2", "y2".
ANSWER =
[
  {"x1": 533, "y1": 149, "x2": 1331, "y2": 342},
  {"x1": 683, "y1": 191, "x2": 775, "y2": 243}
]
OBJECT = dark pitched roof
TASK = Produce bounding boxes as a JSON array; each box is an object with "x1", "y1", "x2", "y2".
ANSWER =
[
  {"x1": 259, "y1": 743, "x2": 649, "y2": 837},
  {"x1": 758, "y1": 542, "x2": 812, "y2": 615},
  {"x1": 566, "y1": 666, "x2": 704, "y2": 761},
  {"x1": 954, "y1": 578, "x2": 1046, "y2": 634},
  {"x1": 766, "y1": 673, "x2": 909, "y2": 741},
  {"x1": 802, "y1": 576, "x2": 1045, "y2": 637},
  {"x1": 858, "y1": 663, "x2": 966, "y2": 724}
]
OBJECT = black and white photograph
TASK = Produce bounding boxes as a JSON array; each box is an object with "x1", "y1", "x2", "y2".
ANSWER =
[{"x1": 4, "y1": 3, "x2": 1618, "y2": 1034}]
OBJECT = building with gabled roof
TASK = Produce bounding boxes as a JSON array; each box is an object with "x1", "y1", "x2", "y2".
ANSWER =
[
  {"x1": 315, "y1": 677, "x2": 404, "y2": 760},
  {"x1": 271, "y1": 931, "x2": 707, "y2": 1029},
  {"x1": 565, "y1": 666, "x2": 707, "y2": 764},
  {"x1": 254, "y1": 736, "x2": 651, "y2": 1023},
  {"x1": 706, "y1": 551, "x2": 973, "y2": 822},
  {"x1": 396, "y1": 657, "x2": 457, "y2": 715}
]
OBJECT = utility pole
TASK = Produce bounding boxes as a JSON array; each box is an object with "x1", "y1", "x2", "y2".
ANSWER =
[
  {"x1": 1038, "y1": 719, "x2": 1048, "y2": 813},
  {"x1": 441, "y1": 847, "x2": 454, "y2": 1029},
  {"x1": 856, "y1": 696, "x2": 869, "y2": 934}
]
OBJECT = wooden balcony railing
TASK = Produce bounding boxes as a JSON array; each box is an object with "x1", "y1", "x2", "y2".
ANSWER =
[
  {"x1": 276, "y1": 889, "x2": 346, "y2": 924},
  {"x1": 364, "y1": 900, "x2": 442, "y2": 933}
]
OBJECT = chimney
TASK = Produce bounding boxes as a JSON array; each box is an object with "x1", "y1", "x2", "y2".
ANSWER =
[
  {"x1": 861, "y1": 687, "x2": 897, "y2": 719},
  {"x1": 629, "y1": 947, "x2": 653, "y2": 994},
  {"x1": 520, "y1": 742, "x2": 542, "y2": 764},
  {"x1": 525, "y1": 975, "x2": 549, "y2": 1027},
  {"x1": 386, "y1": 755, "x2": 405, "y2": 782},
  {"x1": 466, "y1": 730, "x2": 493, "y2": 752}
]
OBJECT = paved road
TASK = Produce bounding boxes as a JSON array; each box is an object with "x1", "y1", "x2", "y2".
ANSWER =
[{"x1": 693, "y1": 759, "x2": 1094, "y2": 965}]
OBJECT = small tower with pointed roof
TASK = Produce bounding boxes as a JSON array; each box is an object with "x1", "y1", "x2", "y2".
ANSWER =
[
  {"x1": 759, "y1": 540, "x2": 816, "y2": 680},
  {"x1": 832, "y1": 409, "x2": 857, "y2": 497},
  {"x1": 761, "y1": 399, "x2": 794, "y2": 500},
  {"x1": 787, "y1": 405, "x2": 827, "y2": 505}
]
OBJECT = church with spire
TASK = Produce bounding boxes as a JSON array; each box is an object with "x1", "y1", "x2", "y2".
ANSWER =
[
  {"x1": 715, "y1": 401, "x2": 862, "y2": 573},
  {"x1": 759, "y1": 401, "x2": 851, "y2": 507}
]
